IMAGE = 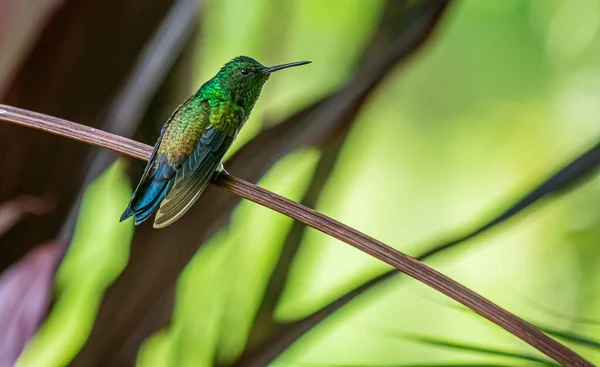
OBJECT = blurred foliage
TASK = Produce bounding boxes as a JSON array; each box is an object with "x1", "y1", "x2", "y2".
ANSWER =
[
  {"x1": 10, "y1": 0, "x2": 600, "y2": 366},
  {"x1": 15, "y1": 161, "x2": 133, "y2": 367}
]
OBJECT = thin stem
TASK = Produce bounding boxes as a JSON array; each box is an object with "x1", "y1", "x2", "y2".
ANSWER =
[
  {"x1": 0, "y1": 105, "x2": 152, "y2": 160},
  {"x1": 0, "y1": 104, "x2": 592, "y2": 367}
]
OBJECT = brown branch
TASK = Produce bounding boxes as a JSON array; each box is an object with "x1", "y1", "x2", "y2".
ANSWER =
[
  {"x1": 216, "y1": 176, "x2": 590, "y2": 367},
  {"x1": 252, "y1": 136, "x2": 600, "y2": 363},
  {"x1": 0, "y1": 106, "x2": 151, "y2": 160},
  {"x1": 0, "y1": 104, "x2": 593, "y2": 367}
]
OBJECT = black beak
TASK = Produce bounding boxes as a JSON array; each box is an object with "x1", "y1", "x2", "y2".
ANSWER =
[{"x1": 262, "y1": 61, "x2": 311, "y2": 73}]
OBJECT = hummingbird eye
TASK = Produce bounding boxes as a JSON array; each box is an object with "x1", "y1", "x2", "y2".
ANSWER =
[{"x1": 240, "y1": 68, "x2": 250, "y2": 76}]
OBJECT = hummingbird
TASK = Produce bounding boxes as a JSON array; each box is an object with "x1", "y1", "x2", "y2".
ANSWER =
[{"x1": 120, "y1": 56, "x2": 311, "y2": 228}]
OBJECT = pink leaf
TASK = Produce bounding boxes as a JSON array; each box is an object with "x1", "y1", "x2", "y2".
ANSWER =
[{"x1": 0, "y1": 241, "x2": 64, "y2": 367}]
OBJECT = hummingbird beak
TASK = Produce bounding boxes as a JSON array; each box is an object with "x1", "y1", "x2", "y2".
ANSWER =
[{"x1": 262, "y1": 61, "x2": 311, "y2": 73}]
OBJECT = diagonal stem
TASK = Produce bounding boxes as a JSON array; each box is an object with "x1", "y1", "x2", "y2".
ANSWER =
[
  {"x1": 254, "y1": 136, "x2": 600, "y2": 363},
  {"x1": 0, "y1": 104, "x2": 592, "y2": 367},
  {"x1": 215, "y1": 174, "x2": 591, "y2": 367}
]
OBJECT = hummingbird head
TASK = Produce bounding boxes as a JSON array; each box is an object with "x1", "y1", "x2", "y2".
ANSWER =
[{"x1": 213, "y1": 56, "x2": 311, "y2": 112}]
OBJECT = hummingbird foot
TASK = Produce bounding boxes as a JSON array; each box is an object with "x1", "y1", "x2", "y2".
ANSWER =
[{"x1": 217, "y1": 162, "x2": 229, "y2": 175}]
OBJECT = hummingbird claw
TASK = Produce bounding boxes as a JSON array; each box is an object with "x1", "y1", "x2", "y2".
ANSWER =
[{"x1": 217, "y1": 162, "x2": 229, "y2": 175}]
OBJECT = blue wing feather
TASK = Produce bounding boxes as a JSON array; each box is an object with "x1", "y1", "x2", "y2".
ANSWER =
[{"x1": 119, "y1": 104, "x2": 182, "y2": 224}]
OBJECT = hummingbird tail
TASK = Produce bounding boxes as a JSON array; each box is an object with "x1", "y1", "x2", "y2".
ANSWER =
[{"x1": 120, "y1": 175, "x2": 173, "y2": 225}]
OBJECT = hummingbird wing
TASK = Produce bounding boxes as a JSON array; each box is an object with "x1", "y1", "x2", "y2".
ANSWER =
[
  {"x1": 120, "y1": 102, "x2": 185, "y2": 225},
  {"x1": 153, "y1": 103, "x2": 240, "y2": 228}
]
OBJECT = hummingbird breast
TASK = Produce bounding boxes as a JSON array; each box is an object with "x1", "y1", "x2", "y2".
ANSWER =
[{"x1": 209, "y1": 100, "x2": 246, "y2": 137}]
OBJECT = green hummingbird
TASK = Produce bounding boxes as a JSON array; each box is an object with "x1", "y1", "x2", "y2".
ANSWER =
[{"x1": 120, "y1": 56, "x2": 310, "y2": 228}]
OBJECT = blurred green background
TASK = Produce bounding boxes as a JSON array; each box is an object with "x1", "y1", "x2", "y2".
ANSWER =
[{"x1": 7, "y1": 0, "x2": 600, "y2": 366}]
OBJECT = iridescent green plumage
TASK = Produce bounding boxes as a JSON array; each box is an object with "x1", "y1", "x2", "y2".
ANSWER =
[{"x1": 120, "y1": 56, "x2": 310, "y2": 228}]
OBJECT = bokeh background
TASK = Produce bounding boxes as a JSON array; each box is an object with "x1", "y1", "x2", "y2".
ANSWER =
[{"x1": 1, "y1": 0, "x2": 600, "y2": 366}]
